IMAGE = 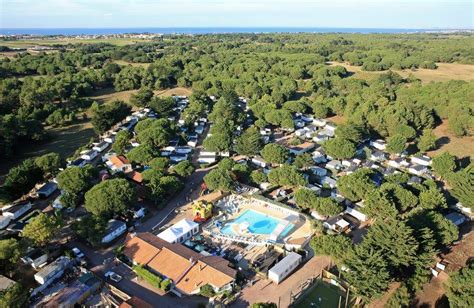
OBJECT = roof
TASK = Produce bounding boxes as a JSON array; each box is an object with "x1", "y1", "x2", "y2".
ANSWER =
[
  {"x1": 157, "y1": 219, "x2": 198, "y2": 243},
  {"x1": 268, "y1": 252, "x2": 302, "y2": 276},
  {"x1": 175, "y1": 257, "x2": 236, "y2": 294},
  {"x1": 105, "y1": 219, "x2": 126, "y2": 235},
  {"x1": 127, "y1": 171, "x2": 143, "y2": 184},
  {"x1": 38, "y1": 182, "x2": 57, "y2": 193},
  {"x1": 123, "y1": 233, "x2": 236, "y2": 294},
  {"x1": 289, "y1": 142, "x2": 315, "y2": 151},
  {"x1": 109, "y1": 155, "x2": 130, "y2": 168},
  {"x1": 35, "y1": 256, "x2": 69, "y2": 280},
  {"x1": 120, "y1": 296, "x2": 153, "y2": 308},
  {"x1": 2, "y1": 200, "x2": 31, "y2": 214},
  {"x1": 0, "y1": 275, "x2": 15, "y2": 291}
]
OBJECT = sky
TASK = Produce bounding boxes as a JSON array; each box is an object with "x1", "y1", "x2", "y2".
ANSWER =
[{"x1": 0, "y1": 0, "x2": 473, "y2": 29}]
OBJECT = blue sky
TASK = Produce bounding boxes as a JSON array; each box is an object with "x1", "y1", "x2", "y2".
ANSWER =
[{"x1": 1, "y1": 0, "x2": 472, "y2": 29}]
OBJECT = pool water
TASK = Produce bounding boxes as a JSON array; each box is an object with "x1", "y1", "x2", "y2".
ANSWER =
[{"x1": 221, "y1": 209, "x2": 294, "y2": 237}]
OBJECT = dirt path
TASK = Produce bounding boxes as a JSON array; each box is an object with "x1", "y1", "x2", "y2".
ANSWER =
[{"x1": 233, "y1": 255, "x2": 333, "y2": 307}]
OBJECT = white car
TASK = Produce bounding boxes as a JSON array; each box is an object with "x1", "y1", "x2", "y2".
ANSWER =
[
  {"x1": 105, "y1": 271, "x2": 123, "y2": 282},
  {"x1": 72, "y1": 247, "x2": 84, "y2": 259}
]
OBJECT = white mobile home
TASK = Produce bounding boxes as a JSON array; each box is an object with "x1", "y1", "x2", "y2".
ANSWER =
[
  {"x1": 268, "y1": 252, "x2": 302, "y2": 284},
  {"x1": 344, "y1": 206, "x2": 367, "y2": 222},
  {"x1": 251, "y1": 156, "x2": 268, "y2": 168},
  {"x1": 411, "y1": 155, "x2": 432, "y2": 166},
  {"x1": 101, "y1": 220, "x2": 127, "y2": 244},
  {"x1": 370, "y1": 139, "x2": 386, "y2": 151},
  {"x1": 93, "y1": 141, "x2": 109, "y2": 153},
  {"x1": 2, "y1": 201, "x2": 32, "y2": 220},
  {"x1": 37, "y1": 182, "x2": 58, "y2": 199},
  {"x1": 81, "y1": 150, "x2": 99, "y2": 162},
  {"x1": 34, "y1": 256, "x2": 70, "y2": 285}
]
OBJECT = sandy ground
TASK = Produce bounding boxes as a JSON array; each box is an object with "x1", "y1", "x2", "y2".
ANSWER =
[
  {"x1": 327, "y1": 62, "x2": 474, "y2": 84},
  {"x1": 233, "y1": 255, "x2": 333, "y2": 307},
  {"x1": 427, "y1": 120, "x2": 474, "y2": 159}
]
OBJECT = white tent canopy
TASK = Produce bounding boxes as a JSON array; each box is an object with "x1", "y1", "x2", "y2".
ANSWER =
[{"x1": 158, "y1": 219, "x2": 199, "y2": 244}]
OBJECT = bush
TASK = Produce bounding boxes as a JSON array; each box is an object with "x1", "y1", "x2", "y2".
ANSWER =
[
  {"x1": 133, "y1": 265, "x2": 163, "y2": 289},
  {"x1": 199, "y1": 284, "x2": 215, "y2": 298}
]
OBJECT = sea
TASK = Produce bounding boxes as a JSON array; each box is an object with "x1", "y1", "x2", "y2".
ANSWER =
[{"x1": 0, "y1": 27, "x2": 455, "y2": 36}]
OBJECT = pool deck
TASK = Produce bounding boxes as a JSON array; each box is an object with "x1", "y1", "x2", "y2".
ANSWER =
[{"x1": 205, "y1": 195, "x2": 313, "y2": 249}]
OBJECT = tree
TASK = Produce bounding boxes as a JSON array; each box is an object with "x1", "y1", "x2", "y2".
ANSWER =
[
  {"x1": 363, "y1": 189, "x2": 398, "y2": 219},
  {"x1": 386, "y1": 134, "x2": 407, "y2": 154},
  {"x1": 310, "y1": 234, "x2": 352, "y2": 263},
  {"x1": 137, "y1": 123, "x2": 171, "y2": 149},
  {"x1": 126, "y1": 145, "x2": 155, "y2": 165},
  {"x1": 250, "y1": 303, "x2": 277, "y2": 308},
  {"x1": 417, "y1": 129, "x2": 437, "y2": 152},
  {"x1": 234, "y1": 127, "x2": 263, "y2": 156},
  {"x1": 432, "y1": 152, "x2": 456, "y2": 178},
  {"x1": 57, "y1": 165, "x2": 97, "y2": 207},
  {"x1": 130, "y1": 87, "x2": 153, "y2": 107},
  {"x1": 34, "y1": 152, "x2": 61, "y2": 176},
  {"x1": 148, "y1": 157, "x2": 169, "y2": 171},
  {"x1": 3, "y1": 158, "x2": 43, "y2": 199},
  {"x1": 343, "y1": 246, "x2": 391, "y2": 302},
  {"x1": 91, "y1": 100, "x2": 131, "y2": 134},
  {"x1": 268, "y1": 164, "x2": 306, "y2": 187},
  {"x1": 172, "y1": 160, "x2": 195, "y2": 177},
  {"x1": 419, "y1": 188, "x2": 447, "y2": 210},
  {"x1": 261, "y1": 144, "x2": 289, "y2": 165},
  {"x1": 204, "y1": 168, "x2": 234, "y2": 192},
  {"x1": 21, "y1": 213, "x2": 58, "y2": 247},
  {"x1": 0, "y1": 282, "x2": 29, "y2": 308},
  {"x1": 199, "y1": 284, "x2": 215, "y2": 298},
  {"x1": 337, "y1": 168, "x2": 376, "y2": 201},
  {"x1": 0, "y1": 239, "x2": 22, "y2": 273},
  {"x1": 322, "y1": 137, "x2": 356, "y2": 159},
  {"x1": 408, "y1": 210, "x2": 458, "y2": 247},
  {"x1": 446, "y1": 262, "x2": 474, "y2": 308},
  {"x1": 72, "y1": 215, "x2": 107, "y2": 246},
  {"x1": 293, "y1": 153, "x2": 313, "y2": 169},
  {"x1": 160, "y1": 176, "x2": 184, "y2": 197},
  {"x1": 84, "y1": 179, "x2": 136, "y2": 217},
  {"x1": 141, "y1": 169, "x2": 165, "y2": 203},
  {"x1": 317, "y1": 197, "x2": 344, "y2": 216},
  {"x1": 203, "y1": 133, "x2": 233, "y2": 152},
  {"x1": 250, "y1": 170, "x2": 267, "y2": 185},
  {"x1": 335, "y1": 123, "x2": 366, "y2": 143},
  {"x1": 449, "y1": 164, "x2": 474, "y2": 210},
  {"x1": 149, "y1": 96, "x2": 175, "y2": 117},
  {"x1": 112, "y1": 130, "x2": 131, "y2": 155},
  {"x1": 380, "y1": 183, "x2": 418, "y2": 213}
]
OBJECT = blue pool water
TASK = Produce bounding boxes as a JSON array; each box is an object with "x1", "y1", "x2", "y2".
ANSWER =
[{"x1": 221, "y1": 209, "x2": 294, "y2": 237}]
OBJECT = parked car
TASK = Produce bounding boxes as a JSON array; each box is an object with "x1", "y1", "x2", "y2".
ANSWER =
[
  {"x1": 72, "y1": 247, "x2": 84, "y2": 259},
  {"x1": 105, "y1": 271, "x2": 123, "y2": 282}
]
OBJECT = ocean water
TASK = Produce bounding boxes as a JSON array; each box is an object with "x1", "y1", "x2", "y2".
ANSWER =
[{"x1": 0, "y1": 27, "x2": 437, "y2": 36}]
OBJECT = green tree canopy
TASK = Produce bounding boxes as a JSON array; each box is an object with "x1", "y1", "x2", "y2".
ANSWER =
[
  {"x1": 0, "y1": 239, "x2": 22, "y2": 273},
  {"x1": 0, "y1": 282, "x2": 29, "y2": 308},
  {"x1": 130, "y1": 86, "x2": 153, "y2": 107},
  {"x1": 234, "y1": 126, "x2": 263, "y2": 156},
  {"x1": 268, "y1": 164, "x2": 306, "y2": 187},
  {"x1": 204, "y1": 168, "x2": 235, "y2": 192},
  {"x1": 432, "y1": 152, "x2": 456, "y2": 178},
  {"x1": 417, "y1": 129, "x2": 437, "y2": 152},
  {"x1": 310, "y1": 234, "x2": 353, "y2": 264},
  {"x1": 57, "y1": 165, "x2": 97, "y2": 207},
  {"x1": 112, "y1": 130, "x2": 131, "y2": 155},
  {"x1": 337, "y1": 168, "x2": 376, "y2": 201},
  {"x1": 172, "y1": 160, "x2": 195, "y2": 177},
  {"x1": 293, "y1": 153, "x2": 314, "y2": 169},
  {"x1": 34, "y1": 152, "x2": 61, "y2": 176},
  {"x1": 322, "y1": 137, "x2": 356, "y2": 159},
  {"x1": 84, "y1": 178, "x2": 136, "y2": 217},
  {"x1": 21, "y1": 213, "x2": 58, "y2": 247},
  {"x1": 446, "y1": 261, "x2": 474, "y2": 308},
  {"x1": 126, "y1": 144, "x2": 156, "y2": 165},
  {"x1": 386, "y1": 134, "x2": 407, "y2": 154},
  {"x1": 261, "y1": 143, "x2": 289, "y2": 165}
]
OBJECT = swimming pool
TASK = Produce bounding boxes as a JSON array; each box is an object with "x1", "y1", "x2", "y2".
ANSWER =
[{"x1": 221, "y1": 209, "x2": 294, "y2": 238}]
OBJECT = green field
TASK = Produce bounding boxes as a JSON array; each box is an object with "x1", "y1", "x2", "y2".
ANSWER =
[{"x1": 295, "y1": 281, "x2": 346, "y2": 308}]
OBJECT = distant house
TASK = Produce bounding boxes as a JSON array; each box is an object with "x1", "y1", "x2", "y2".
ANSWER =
[
  {"x1": 37, "y1": 182, "x2": 58, "y2": 199},
  {"x1": 68, "y1": 158, "x2": 87, "y2": 168},
  {"x1": 260, "y1": 128, "x2": 272, "y2": 136},
  {"x1": 175, "y1": 146, "x2": 193, "y2": 154},
  {"x1": 325, "y1": 160, "x2": 343, "y2": 171},
  {"x1": 0, "y1": 275, "x2": 15, "y2": 292},
  {"x1": 170, "y1": 153, "x2": 188, "y2": 163},
  {"x1": 452, "y1": 202, "x2": 473, "y2": 219},
  {"x1": 323, "y1": 216, "x2": 350, "y2": 233},
  {"x1": 370, "y1": 139, "x2": 386, "y2": 151},
  {"x1": 408, "y1": 164, "x2": 428, "y2": 176},
  {"x1": 187, "y1": 137, "x2": 198, "y2": 147},
  {"x1": 324, "y1": 123, "x2": 337, "y2": 132},
  {"x1": 123, "y1": 233, "x2": 236, "y2": 296},
  {"x1": 312, "y1": 132, "x2": 330, "y2": 143},
  {"x1": 34, "y1": 256, "x2": 70, "y2": 286},
  {"x1": 445, "y1": 212, "x2": 467, "y2": 227},
  {"x1": 81, "y1": 150, "x2": 99, "y2": 162},
  {"x1": 344, "y1": 206, "x2": 367, "y2": 222},
  {"x1": 411, "y1": 155, "x2": 432, "y2": 166},
  {"x1": 370, "y1": 150, "x2": 387, "y2": 162},
  {"x1": 309, "y1": 166, "x2": 327, "y2": 177},
  {"x1": 2, "y1": 201, "x2": 32, "y2": 220},
  {"x1": 312, "y1": 149, "x2": 327, "y2": 164},
  {"x1": 21, "y1": 248, "x2": 48, "y2": 270},
  {"x1": 288, "y1": 142, "x2": 316, "y2": 156},
  {"x1": 127, "y1": 171, "x2": 143, "y2": 184},
  {"x1": 103, "y1": 133, "x2": 116, "y2": 144},
  {"x1": 268, "y1": 252, "x2": 302, "y2": 284},
  {"x1": 198, "y1": 153, "x2": 217, "y2": 165},
  {"x1": 387, "y1": 157, "x2": 409, "y2": 169},
  {"x1": 107, "y1": 155, "x2": 132, "y2": 174},
  {"x1": 294, "y1": 119, "x2": 305, "y2": 128},
  {"x1": 101, "y1": 220, "x2": 127, "y2": 244},
  {"x1": 319, "y1": 176, "x2": 337, "y2": 188},
  {"x1": 313, "y1": 118, "x2": 327, "y2": 127},
  {"x1": 194, "y1": 124, "x2": 205, "y2": 135},
  {"x1": 157, "y1": 219, "x2": 199, "y2": 244},
  {"x1": 251, "y1": 156, "x2": 268, "y2": 168},
  {"x1": 93, "y1": 141, "x2": 109, "y2": 153}
]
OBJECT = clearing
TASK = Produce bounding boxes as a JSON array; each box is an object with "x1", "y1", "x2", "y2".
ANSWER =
[
  {"x1": 327, "y1": 62, "x2": 474, "y2": 84},
  {"x1": 427, "y1": 120, "x2": 474, "y2": 159},
  {"x1": 86, "y1": 87, "x2": 193, "y2": 105},
  {"x1": 113, "y1": 60, "x2": 151, "y2": 68}
]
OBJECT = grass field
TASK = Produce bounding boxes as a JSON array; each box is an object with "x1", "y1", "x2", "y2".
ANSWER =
[
  {"x1": 295, "y1": 281, "x2": 346, "y2": 308},
  {"x1": 113, "y1": 60, "x2": 152, "y2": 68},
  {"x1": 0, "y1": 121, "x2": 95, "y2": 176},
  {"x1": 86, "y1": 86, "x2": 192, "y2": 105},
  {"x1": 327, "y1": 62, "x2": 474, "y2": 84},
  {"x1": 0, "y1": 38, "x2": 151, "y2": 48}
]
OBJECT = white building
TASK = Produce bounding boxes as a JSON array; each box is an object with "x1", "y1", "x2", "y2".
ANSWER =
[
  {"x1": 93, "y1": 141, "x2": 109, "y2": 153},
  {"x1": 157, "y1": 219, "x2": 199, "y2": 244},
  {"x1": 408, "y1": 165, "x2": 428, "y2": 176},
  {"x1": 370, "y1": 139, "x2": 386, "y2": 151},
  {"x1": 268, "y1": 252, "x2": 302, "y2": 284},
  {"x1": 101, "y1": 220, "x2": 127, "y2": 244},
  {"x1": 251, "y1": 156, "x2": 268, "y2": 168},
  {"x1": 320, "y1": 176, "x2": 337, "y2": 188},
  {"x1": 411, "y1": 155, "x2": 432, "y2": 166},
  {"x1": 309, "y1": 166, "x2": 327, "y2": 177},
  {"x1": 344, "y1": 206, "x2": 367, "y2": 222},
  {"x1": 198, "y1": 154, "x2": 217, "y2": 164},
  {"x1": 34, "y1": 256, "x2": 70, "y2": 285},
  {"x1": 37, "y1": 182, "x2": 58, "y2": 198},
  {"x1": 313, "y1": 118, "x2": 327, "y2": 127},
  {"x1": 2, "y1": 201, "x2": 32, "y2": 220}
]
